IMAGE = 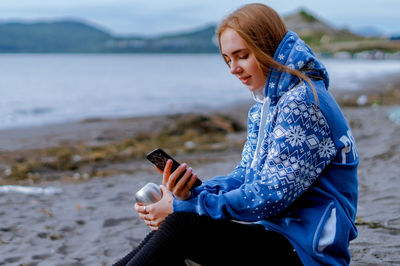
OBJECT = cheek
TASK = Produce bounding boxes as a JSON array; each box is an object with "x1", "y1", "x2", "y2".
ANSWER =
[
  {"x1": 248, "y1": 60, "x2": 263, "y2": 77},
  {"x1": 252, "y1": 65, "x2": 266, "y2": 83}
]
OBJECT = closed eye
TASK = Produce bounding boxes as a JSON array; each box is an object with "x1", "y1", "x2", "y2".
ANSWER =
[{"x1": 223, "y1": 57, "x2": 231, "y2": 66}]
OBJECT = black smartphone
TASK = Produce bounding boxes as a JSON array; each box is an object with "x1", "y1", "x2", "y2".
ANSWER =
[{"x1": 146, "y1": 148, "x2": 202, "y2": 189}]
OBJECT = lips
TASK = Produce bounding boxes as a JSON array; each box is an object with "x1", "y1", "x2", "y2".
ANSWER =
[{"x1": 239, "y1": 75, "x2": 251, "y2": 85}]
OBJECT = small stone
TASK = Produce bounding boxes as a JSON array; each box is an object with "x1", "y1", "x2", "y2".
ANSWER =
[
  {"x1": 4, "y1": 168, "x2": 11, "y2": 176},
  {"x1": 356, "y1": 95, "x2": 368, "y2": 106},
  {"x1": 185, "y1": 141, "x2": 196, "y2": 149},
  {"x1": 72, "y1": 155, "x2": 82, "y2": 163}
]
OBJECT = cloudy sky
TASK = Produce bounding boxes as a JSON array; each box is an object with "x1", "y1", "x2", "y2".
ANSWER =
[{"x1": 1, "y1": 0, "x2": 399, "y2": 36}]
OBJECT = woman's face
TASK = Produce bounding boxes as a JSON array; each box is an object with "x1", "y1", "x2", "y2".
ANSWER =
[{"x1": 220, "y1": 28, "x2": 267, "y2": 92}]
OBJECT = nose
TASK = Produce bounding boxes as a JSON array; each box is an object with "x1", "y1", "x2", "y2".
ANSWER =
[{"x1": 230, "y1": 61, "x2": 242, "y2": 75}]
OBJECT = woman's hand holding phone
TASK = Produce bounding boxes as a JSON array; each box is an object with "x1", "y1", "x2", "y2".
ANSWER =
[
  {"x1": 161, "y1": 159, "x2": 199, "y2": 201},
  {"x1": 146, "y1": 148, "x2": 201, "y2": 200}
]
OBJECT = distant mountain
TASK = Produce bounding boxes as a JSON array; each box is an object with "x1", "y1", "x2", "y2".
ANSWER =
[
  {"x1": 0, "y1": 10, "x2": 398, "y2": 54},
  {"x1": 285, "y1": 8, "x2": 337, "y2": 34},
  {"x1": 284, "y1": 9, "x2": 364, "y2": 47},
  {"x1": 284, "y1": 9, "x2": 400, "y2": 53},
  {"x1": 0, "y1": 20, "x2": 218, "y2": 53},
  {"x1": 0, "y1": 21, "x2": 112, "y2": 52},
  {"x1": 106, "y1": 25, "x2": 218, "y2": 53},
  {"x1": 352, "y1": 26, "x2": 384, "y2": 37}
]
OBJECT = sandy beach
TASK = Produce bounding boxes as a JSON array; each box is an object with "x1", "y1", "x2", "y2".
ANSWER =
[{"x1": 1, "y1": 76, "x2": 400, "y2": 265}]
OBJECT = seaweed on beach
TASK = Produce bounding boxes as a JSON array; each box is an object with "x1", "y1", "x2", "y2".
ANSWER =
[
  {"x1": 356, "y1": 217, "x2": 400, "y2": 232},
  {"x1": 0, "y1": 113, "x2": 244, "y2": 184}
]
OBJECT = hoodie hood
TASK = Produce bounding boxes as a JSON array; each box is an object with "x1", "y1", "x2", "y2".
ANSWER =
[
  {"x1": 250, "y1": 31, "x2": 330, "y2": 170},
  {"x1": 263, "y1": 30, "x2": 329, "y2": 104}
]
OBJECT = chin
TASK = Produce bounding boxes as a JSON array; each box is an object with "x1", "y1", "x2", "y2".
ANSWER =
[
  {"x1": 248, "y1": 86, "x2": 262, "y2": 92},
  {"x1": 246, "y1": 85, "x2": 255, "y2": 91}
]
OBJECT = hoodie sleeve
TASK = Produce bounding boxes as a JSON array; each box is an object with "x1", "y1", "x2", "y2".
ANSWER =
[
  {"x1": 190, "y1": 166, "x2": 245, "y2": 197},
  {"x1": 174, "y1": 89, "x2": 338, "y2": 221},
  {"x1": 189, "y1": 135, "x2": 252, "y2": 197}
]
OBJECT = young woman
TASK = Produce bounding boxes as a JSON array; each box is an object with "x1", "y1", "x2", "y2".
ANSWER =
[{"x1": 114, "y1": 3, "x2": 358, "y2": 266}]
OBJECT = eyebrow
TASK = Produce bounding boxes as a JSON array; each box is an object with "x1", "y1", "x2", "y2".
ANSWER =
[{"x1": 222, "y1": 48, "x2": 248, "y2": 57}]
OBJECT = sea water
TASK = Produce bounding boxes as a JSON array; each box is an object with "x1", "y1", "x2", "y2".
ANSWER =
[{"x1": 1, "y1": 54, "x2": 399, "y2": 130}]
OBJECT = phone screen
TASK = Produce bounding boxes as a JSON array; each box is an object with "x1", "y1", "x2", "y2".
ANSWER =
[{"x1": 146, "y1": 148, "x2": 202, "y2": 188}]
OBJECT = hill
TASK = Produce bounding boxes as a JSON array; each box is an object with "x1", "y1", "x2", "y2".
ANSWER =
[
  {"x1": 0, "y1": 21, "x2": 112, "y2": 53},
  {"x1": 106, "y1": 25, "x2": 218, "y2": 53},
  {"x1": 284, "y1": 9, "x2": 364, "y2": 46},
  {"x1": 284, "y1": 9, "x2": 400, "y2": 54}
]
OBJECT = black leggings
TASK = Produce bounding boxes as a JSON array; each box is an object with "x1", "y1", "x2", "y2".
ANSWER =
[{"x1": 113, "y1": 212, "x2": 303, "y2": 266}]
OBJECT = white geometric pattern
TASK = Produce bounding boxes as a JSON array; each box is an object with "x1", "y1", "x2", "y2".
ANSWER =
[
  {"x1": 232, "y1": 84, "x2": 337, "y2": 217},
  {"x1": 305, "y1": 134, "x2": 320, "y2": 150},
  {"x1": 273, "y1": 125, "x2": 285, "y2": 139}
]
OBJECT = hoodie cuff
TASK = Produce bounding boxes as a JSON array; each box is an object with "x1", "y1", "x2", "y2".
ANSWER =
[{"x1": 173, "y1": 197, "x2": 198, "y2": 213}]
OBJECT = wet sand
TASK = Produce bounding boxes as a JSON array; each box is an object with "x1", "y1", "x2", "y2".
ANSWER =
[{"x1": 1, "y1": 82, "x2": 400, "y2": 265}]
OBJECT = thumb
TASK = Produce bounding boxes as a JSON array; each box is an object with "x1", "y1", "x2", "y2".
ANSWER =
[
  {"x1": 160, "y1": 184, "x2": 168, "y2": 194},
  {"x1": 159, "y1": 184, "x2": 172, "y2": 199}
]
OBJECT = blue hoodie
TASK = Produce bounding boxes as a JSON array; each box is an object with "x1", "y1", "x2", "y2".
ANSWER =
[{"x1": 173, "y1": 31, "x2": 358, "y2": 265}]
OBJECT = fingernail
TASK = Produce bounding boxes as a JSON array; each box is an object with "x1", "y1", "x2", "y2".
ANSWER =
[{"x1": 181, "y1": 163, "x2": 187, "y2": 167}]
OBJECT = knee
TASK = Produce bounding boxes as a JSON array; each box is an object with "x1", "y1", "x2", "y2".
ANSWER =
[{"x1": 160, "y1": 212, "x2": 200, "y2": 231}]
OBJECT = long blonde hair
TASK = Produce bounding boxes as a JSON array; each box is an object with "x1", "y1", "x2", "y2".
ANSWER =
[{"x1": 217, "y1": 3, "x2": 318, "y2": 101}]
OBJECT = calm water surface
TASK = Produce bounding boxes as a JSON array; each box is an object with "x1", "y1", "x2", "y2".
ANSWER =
[{"x1": 1, "y1": 54, "x2": 399, "y2": 130}]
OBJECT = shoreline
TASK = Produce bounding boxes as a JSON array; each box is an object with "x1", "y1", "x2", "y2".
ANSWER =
[{"x1": 0, "y1": 100, "x2": 253, "y2": 152}]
